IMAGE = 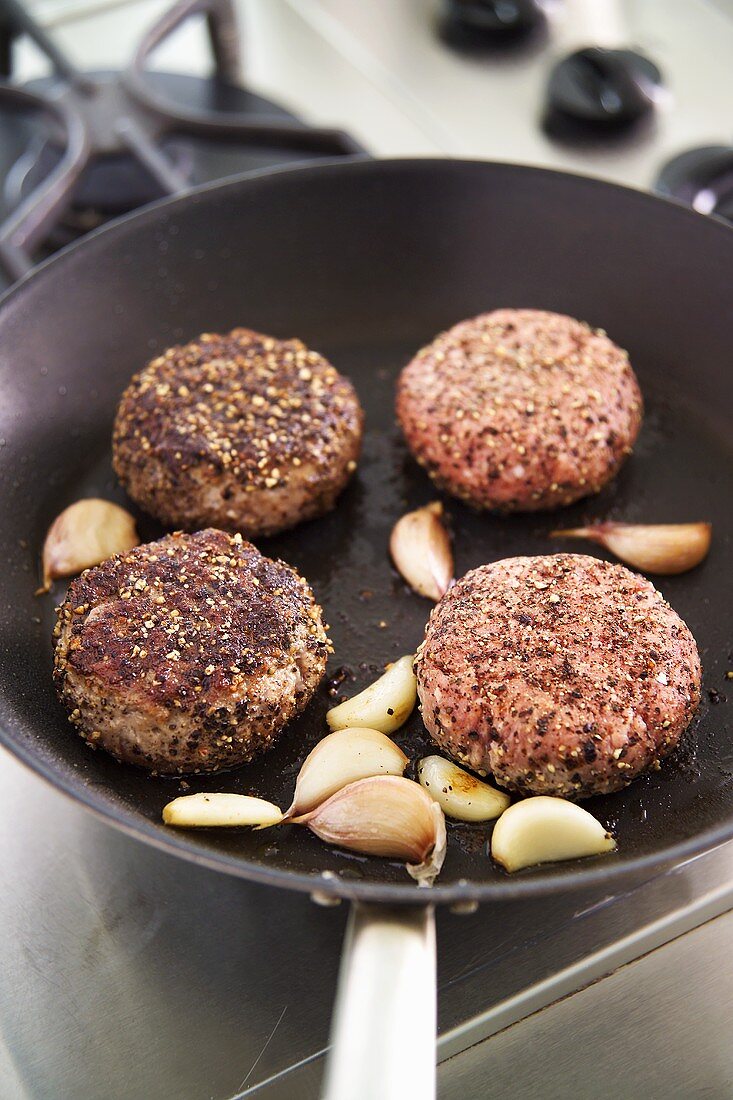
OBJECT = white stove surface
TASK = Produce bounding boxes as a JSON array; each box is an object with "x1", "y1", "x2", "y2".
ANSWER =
[{"x1": 3, "y1": 2, "x2": 733, "y2": 1098}]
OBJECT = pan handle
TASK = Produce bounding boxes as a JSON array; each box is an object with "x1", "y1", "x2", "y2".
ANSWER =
[{"x1": 322, "y1": 901, "x2": 437, "y2": 1100}]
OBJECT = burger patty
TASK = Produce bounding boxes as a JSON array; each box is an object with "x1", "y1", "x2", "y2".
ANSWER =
[
  {"x1": 53, "y1": 529, "x2": 329, "y2": 774},
  {"x1": 415, "y1": 554, "x2": 701, "y2": 799},
  {"x1": 112, "y1": 328, "x2": 364, "y2": 538},
  {"x1": 396, "y1": 309, "x2": 643, "y2": 512}
]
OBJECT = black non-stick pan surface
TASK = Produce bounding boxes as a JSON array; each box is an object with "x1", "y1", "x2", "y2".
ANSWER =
[{"x1": 0, "y1": 159, "x2": 731, "y2": 905}]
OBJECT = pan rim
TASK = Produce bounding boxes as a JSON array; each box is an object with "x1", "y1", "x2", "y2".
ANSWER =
[
  {"x1": 2, "y1": 152, "x2": 732, "y2": 312},
  {"x1": 1, "y1": 155, "x2": 732, "y2": 905},
  {"x1": 2, "y1": 732, "x2": 724, "y2": 904}
]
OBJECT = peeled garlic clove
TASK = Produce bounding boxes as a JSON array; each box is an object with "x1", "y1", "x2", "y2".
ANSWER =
[
  {"x1": 417, "y1": 755, "x2": 510, "y2": 822},
  {"x1": 326, "y1": 654, "x2": 417, "y2": 734},
  {"x1": 390, "y1": 501, "x2": 453, "y2": 601},
  {"x1": 288, "y1": 727, "x2": 408, "y2": 817},
  {"x1": 162, "y1": 792, "x2": 283, "y2": 828},
  {"x1": 296, "y1": 775, "x2": 446, "y2": 884},
  {"x1": 551, "y1": 522, "x2": 712, "y2": 576},
  {"x1": 491, "y1": 796, "x2": 616, "y2": 873},
  {"x1": 40, "y1": 498, "x2": 139, "y2": 592}
]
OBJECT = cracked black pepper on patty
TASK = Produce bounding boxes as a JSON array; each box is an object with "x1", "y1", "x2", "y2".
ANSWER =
[
  {"x1": 112, "y1": 328, "x2": 364, "y2": 537},
  {"x1": 53, "y1": 529, "x2": 329, "y2": 773},
  {"x1": 415, "y1": 553, "x2": 701, "y2": 799},
  {"x1": 396, "y1": 309, "x2": 643, "y2": 512}
]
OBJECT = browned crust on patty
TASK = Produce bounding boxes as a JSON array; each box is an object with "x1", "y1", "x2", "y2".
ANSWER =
[
  {"x1": 415, "y1": 554, "x2": 701, "y2": 798},
  {"x1": 112, "y1": 328, "x2": 364, "y2": 537},
  {"x1": 53, "y1": 529, "x2": 329, "y2": 773},
  {"x1": 396, "y1": 309, "x2": 643, "y2": 512}
]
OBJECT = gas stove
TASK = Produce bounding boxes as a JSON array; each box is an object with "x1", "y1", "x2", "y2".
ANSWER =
[
  {"x1": 1, "y1": 2, "x2": 733, "y2": 1098},
  {"x1": 3, "y1": 0, "x2": 731, "y2": 289},
  {"x1": 243, "y1": 0, "x2": 733, "y2": 213},
  {"x1": 0, "y1": 0, "x2": 360, "y2": 286}
]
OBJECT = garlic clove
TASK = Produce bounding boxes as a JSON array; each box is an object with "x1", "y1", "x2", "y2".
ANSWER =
[
  {"x1": 39, "y1": 498, "x2": 139, "y2": 592},
  {"x1": 390, "y1": 501, "x2": 453, "y2": 601},
  {"x1": 417, "y1": 755, "x2": 510, "y2": 822},
  {"x1": 288, "y1": 727, "x2": 408, "y2": 817},
  {"x1": 490, "y1": 796, "x2": 616, "y2": 873},
  {"x1": 162, "y1": 792, "x2": 284, "y2": 828},
  {"x1": 551, "y1": 521, "x2": 712, "y2": 576},
  {"x1": 296, "y1": 775, "x2": 446, "y2": 884},
  {"x1": 326, "y1": 654, "x2": 417, "y2": 734},
  {"x1": 407, "y1": 801, "x2": 447, "y2": 888}
]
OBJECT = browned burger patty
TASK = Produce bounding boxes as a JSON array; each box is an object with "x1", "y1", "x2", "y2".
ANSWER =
[
  {"x1": 396, "y1": 309, "x2": 643, "y2": 512},
  {"x1": 112, "y1": 328, "x2": 364, "y2": 538},
  {"x1": 53, "y1": 529, "x2": 329, "y2": 774},
  {"x1": 415, "y1": 554, "x2": 701, "y2": 798}
]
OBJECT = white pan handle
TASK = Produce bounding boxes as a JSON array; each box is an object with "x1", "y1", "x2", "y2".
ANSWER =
[{"x1": 323, "y1": 902, "x2": 437, "y2": 1100}]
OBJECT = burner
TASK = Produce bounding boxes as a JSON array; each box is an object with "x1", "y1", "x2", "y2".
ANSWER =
[
  {"x1": 655, "y1": 145, "x2": 733, "y2": 224},
  {"x1": 0, "y1": 0, "x2": 362, "y2": 284},
  {"x1": 543, "y1": 48, "x2": 663, "y2": 141},
  {"x1": 19, "y1": 72, "x2": 300, "y2": 216}
]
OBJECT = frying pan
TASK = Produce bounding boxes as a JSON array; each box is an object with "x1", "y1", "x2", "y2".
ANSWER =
[{"x1": 0, "y1": 158, "x2": 731, "y2": 1098}]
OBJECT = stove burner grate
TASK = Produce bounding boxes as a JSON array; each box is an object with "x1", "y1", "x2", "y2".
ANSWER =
[{"x1": 0, "y1": 0, "x2": 362, "y2": 283}]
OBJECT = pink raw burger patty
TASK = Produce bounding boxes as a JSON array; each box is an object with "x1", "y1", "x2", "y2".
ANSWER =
[
  {"x1": 396, "y1": 309, "x2": 643, "y2": 511},
  {"x1": 415, "y1": 554, "x2": 701, "y2": 799}
]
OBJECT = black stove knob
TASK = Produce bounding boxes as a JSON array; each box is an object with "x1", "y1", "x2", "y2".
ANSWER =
[
  {"x1": 655, "y1": 145, "x2": 733, "y2": 224},
  {"x1": 545, "y1": 47, "x2": 662, "y2": 128},
  {"x1": 440, "y1": 0, "x2": 545, "y2": 47}
]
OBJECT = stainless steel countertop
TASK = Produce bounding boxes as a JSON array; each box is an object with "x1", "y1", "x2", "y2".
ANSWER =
[{"x1": 439, "y1": 907, "x2": 733, "y2": 1100}]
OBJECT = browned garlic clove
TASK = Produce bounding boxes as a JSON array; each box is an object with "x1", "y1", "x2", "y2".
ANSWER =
[
  {"x1": 389, "y1": 501, "x2": 453, "y2": 601},
  {"x1": 295, "y1": 775, "x2": 446, "y2": 885},
  {"x1": 39, "y1": 498, "x2": 139, "y2": 592},
  {"x1": 162, "y1": 792, "x2": 284, "y2": 828},
  {"x1": 417, "y1": 755, "x2": 510, "y2": 822},
  {"x1": 326, "y1": 654, "x2": 417, "y2": 734},
  {"x1": 287, "y1": 727, "x2": 409, "y2": 818},
  {"x1": 551, "y1": 521, "x2": 712, "y2": 575},
  {"x1": 490, "y1": 796, "x2": 616, "y2": 873}
]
